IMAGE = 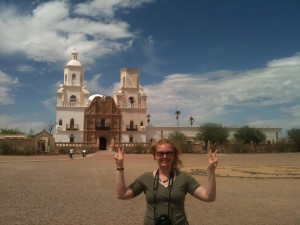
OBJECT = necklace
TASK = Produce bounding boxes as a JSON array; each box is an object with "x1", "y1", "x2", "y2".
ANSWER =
[{"x1": 159, "y1": 178, "x2": 169, "y2": 183}]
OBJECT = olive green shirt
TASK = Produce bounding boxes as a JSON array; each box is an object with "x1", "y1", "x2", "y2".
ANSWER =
[{"x1": 129, "y1": 171, "x2": 201, "y2": 225}]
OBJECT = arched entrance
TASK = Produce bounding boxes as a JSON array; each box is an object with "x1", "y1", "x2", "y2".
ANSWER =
[{"x1": 99, "y1": 137, "x2": 107, "y2": 150}]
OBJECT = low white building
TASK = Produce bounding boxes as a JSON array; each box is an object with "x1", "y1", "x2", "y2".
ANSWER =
[{"x1": 146, "y1": 126, "x2": 282, "y2": 144}]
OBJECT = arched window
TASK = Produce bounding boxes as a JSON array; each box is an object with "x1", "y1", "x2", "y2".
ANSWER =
[
  {"x1": 70, "y1": 95, "x2": 76, "y2": 106},
  {"x1": 72, "y1": 74, "x2": 76, "y2": 85},
  {"x1": 70, "y1": 118, "x2": 74, "y2": 129},
  {"x1": 64, "y1": 74, "x2": 67, "y2": 84},
  {"x1": 130, "y1": 120, "x2": 134, "y2": 129},
  {"x1": 129, "y1": 97, "x2": 134, "y2": 108},
  {"x1": 59, "y1": 119, "x2": 62, "y2": 126},
  {"x1": 70, "y1": 134, "x2": 74, "y2": 143},
  {"x1": 140, "y1": 121, "x2": 143, "y2": 126}
]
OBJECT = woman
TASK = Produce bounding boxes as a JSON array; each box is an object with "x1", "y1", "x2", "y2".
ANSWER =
[{"x1": 114, "y1": 139, "x2": 218, "y2": 225}]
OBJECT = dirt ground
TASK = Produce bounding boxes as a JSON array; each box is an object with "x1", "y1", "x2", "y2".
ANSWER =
[{"x1": 0, "y1": 152, "x2": 299, "y2": 225}]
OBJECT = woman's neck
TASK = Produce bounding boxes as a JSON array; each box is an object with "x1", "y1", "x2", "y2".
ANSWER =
[{"x1": 158, "y1": 167, "x2": 172, "y2": 177}]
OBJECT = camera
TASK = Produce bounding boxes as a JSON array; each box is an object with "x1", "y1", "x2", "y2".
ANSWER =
[{"x1": 155, "y1": 214, "x2": 172, "y2": 225}]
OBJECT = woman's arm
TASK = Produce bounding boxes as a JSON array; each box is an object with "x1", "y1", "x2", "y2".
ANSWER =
[
  {"x1": 114, "y1": 146, "x2": 134, "y2": 200},
  {"x1": 193, "y1": 149, "x2": 218, "y2": 202}
]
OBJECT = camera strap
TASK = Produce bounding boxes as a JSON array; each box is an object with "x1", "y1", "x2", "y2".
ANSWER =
[{"x1": 153, "y1": 169, "x2": 174, "y2": 221}]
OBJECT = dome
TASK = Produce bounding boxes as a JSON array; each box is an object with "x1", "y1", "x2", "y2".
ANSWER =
[
  {"x1": 67, "y1": 50, "x2": 82, "y2": 66},
  {"x1": 89, "y1": 94, "x2": 104, "y2": 101},
  {"x1": 67, "y1": 59, "x2": 82, "y2": 66}
]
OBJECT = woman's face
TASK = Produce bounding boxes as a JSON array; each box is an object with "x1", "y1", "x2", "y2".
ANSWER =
[{"x1": 156, "y1": 144, "x2": 174, "y2": 169}]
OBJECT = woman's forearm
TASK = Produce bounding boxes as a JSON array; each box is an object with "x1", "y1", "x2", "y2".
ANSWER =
[
  {"x1": 116, "y1": 170, "x2": 127, "y2": 199},
  {"x1": 205, "y1": 168, "x2": 216, "y2": 201}
]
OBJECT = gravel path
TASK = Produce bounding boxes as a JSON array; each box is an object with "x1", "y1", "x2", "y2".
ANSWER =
[{"x1": 0, "y1": 152, "x2": 299, "y2": 225}]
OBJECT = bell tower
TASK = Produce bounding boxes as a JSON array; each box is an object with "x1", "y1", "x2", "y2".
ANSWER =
[
  {"x1": 114, "y1": 68, "x2": 147, "y2": 142},
  {"x1": 55, "y1": 50, "x2": 90, "y2": 143}
]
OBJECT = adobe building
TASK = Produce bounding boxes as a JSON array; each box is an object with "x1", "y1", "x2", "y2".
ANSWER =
[{"x1": 54, "y1": 51, "x2": 147, "y2": 150}]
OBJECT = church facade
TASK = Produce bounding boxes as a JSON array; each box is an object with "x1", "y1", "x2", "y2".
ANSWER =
[
  {"x1": 54, "y1": 51, "x2": 147, "y2": 150},
  {"x1": 54, "y1": 51, "x2": 282, "y2": 150}
]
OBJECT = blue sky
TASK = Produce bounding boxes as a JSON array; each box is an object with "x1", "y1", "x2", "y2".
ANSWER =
[{"x1": 0, "y1": 0, "x2": 299, "y2": 135}]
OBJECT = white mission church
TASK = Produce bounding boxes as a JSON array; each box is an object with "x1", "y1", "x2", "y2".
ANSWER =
[{"x1": 54, "y1": 51, "x2": 282, "y2": 150}]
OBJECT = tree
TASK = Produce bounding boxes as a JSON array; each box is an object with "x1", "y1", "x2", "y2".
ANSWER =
[
  {"x1": 196, "y1": 123, "x2": 229, "y2": 146},
  {"x1": 175, "y1": 110, "x2": 180, "y2": 126},
  {"x1": 46, "y1": 121, "x2": 56, "y2": 134},
  {"x1": 189, "y1": 117, "x2": 195, "y2": 127},
  {"x1": 234, "y1": 126, "x2": 266, "y2": 144},
  {"x1": 28, "y1": 128, "x2": 35, "y2": 138},
  {"x1": 146, "y1": 114, "x2": 151, "y2": 125},
  {"x1": 168, "y1": 130, "x2": 187, "y2": 152},
  {"x1": 0, "y1": 128, "x2": 23, "y2": 134},
  {"x1": 287, "y1": 128, "x2": 300, "y2": 151}
]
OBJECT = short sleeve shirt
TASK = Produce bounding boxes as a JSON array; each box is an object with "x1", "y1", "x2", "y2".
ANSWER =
[{"x1": 128, "y1": 171, "x2": 200, "y2": 225}]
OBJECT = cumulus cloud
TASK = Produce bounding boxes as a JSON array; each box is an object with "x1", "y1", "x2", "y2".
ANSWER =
[
  {"x1": 144, "y1": 53, "x2": 300, "y2": 130},
  {"x1": 0, "y1": 70, "x2": 19, "y2": 105},
  {"x1": 0, "y1": 114, "x2": 45, "y2": 133},
  {"x1": 85, "y1": 74, "x2": 119, "y2": 97},
  {"x1": 0, "y1": 0, "x2": 152, "y2": 64}
]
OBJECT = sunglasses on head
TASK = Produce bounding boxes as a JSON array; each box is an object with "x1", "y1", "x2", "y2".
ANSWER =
[{"x1": 156, "y1": 151, "x2": 174, "y2": 157}]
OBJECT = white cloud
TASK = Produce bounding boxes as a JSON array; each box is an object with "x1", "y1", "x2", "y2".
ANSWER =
[
  {"x1": 0, "y1": 114, "x2": 45, "y2": 134},
  {"x1": 85, "y1": 74, "x2": 119, "y2": 97},
  {"x1": 41, "y1": 96, "x2": 57, "y2": 113},
  {"x1": 0, "y1": 70, "x2": 19, "y2": 105},
  {"x1": 16, "y1": 64, "x2": 36, "y2": 73},
  {"x1": 74, "y1": 0, "x2": 156, "y2": 18},
  {"x1": 0, "y1": 0, "x2": 149, "y2": 64},
  {"x1": 144, "y1": 53, "x2": 300, "y2": 130}
]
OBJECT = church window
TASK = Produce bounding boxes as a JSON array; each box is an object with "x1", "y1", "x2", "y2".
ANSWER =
[
  {"x1": 129, "y1": 135, "x2": 133, "y2": 143},
  {"x1": 70, "y1": 134, "x2": 74, "y2": 143},
  {"x1": 65, "y1": 74, "x2": 67, "y2": 83},
  {"x1": 70, "y1": 95, "x2": 76, "y2": 106},
  {"x1": 70, "y1": 118, "x2": 74, "y2": 129},
  {"x1": 129, "y1": 97, "x2": 134, "y2": 107},
  {"x1": 140, "y1": 121, "x2": 143, "y2": 126},
  {"x1": 72, "y1": 74, "x2": 76, "y2": 85},
  {"x1": 123, "y1": 77, "x2": 125, "y2": 87},
  {"x1": 130, "y1": 120, "x2": 134, "y2": 129},
  {"x1": 59, "y1": 119, "x2": 62, "y2": 126}
]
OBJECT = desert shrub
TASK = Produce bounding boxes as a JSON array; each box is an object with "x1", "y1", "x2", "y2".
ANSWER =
[
  {"x1": 59, "y1": 148, "x2": 69, "y2": 154},
  {"x1": 24, "y1": 145, "x2": 37, "y2": 155},
  {"x1": 271, "y1": 140, "x2": 289, "y2": 153},
  {"x1": 223, "y1": 140, "x2": 252, "y2": 153},
  {"x1": 126, "y1": 143, "x2": 148, "y2": 154},
  {"x1": 0, "y1": 140, "x2": 14, "y2": 155}
]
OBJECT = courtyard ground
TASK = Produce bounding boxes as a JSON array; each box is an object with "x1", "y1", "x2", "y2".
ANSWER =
[{"x1": 0, "y1": 152, "x2": 299, "y2": 225}]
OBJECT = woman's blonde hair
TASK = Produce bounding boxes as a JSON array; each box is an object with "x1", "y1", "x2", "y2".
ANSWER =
[{"x1": 150, "y1": 139, "x2": 183, "y2": 170}]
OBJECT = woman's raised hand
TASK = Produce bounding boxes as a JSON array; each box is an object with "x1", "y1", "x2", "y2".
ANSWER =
[
  {"x1": 114, "y1": 145, "x2": 125, "y2": 168},
  {"x1": 208, "y1": 149, "x2": 218, "y2": 170}
]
